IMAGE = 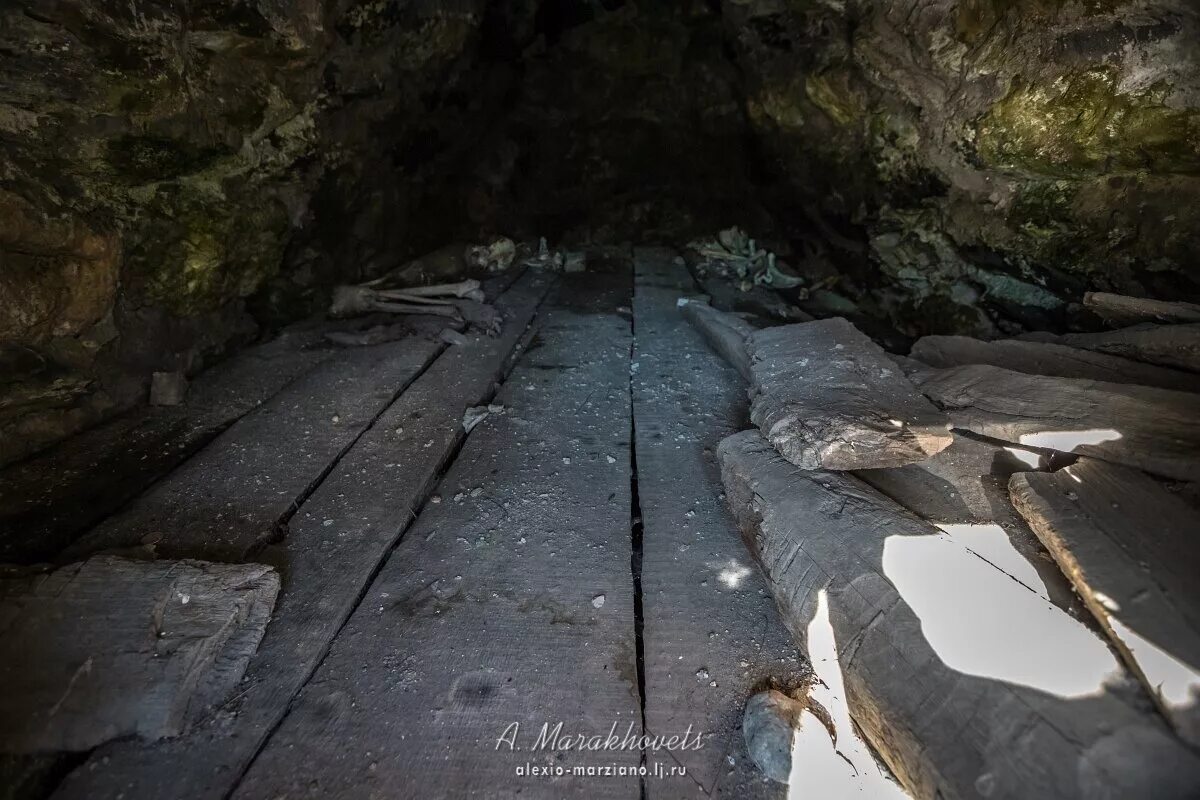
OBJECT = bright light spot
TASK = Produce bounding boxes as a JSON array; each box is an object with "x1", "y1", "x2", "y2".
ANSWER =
[
  {"x1": 1106, "y1": 616, "x2": 1200, "y2": 714},
  {"x1": 787, "y1": 591, "x2": 909, "y2": 799},
  {"x1": 889, "y1": 419, "x2": 904, "y2": 428},
  {"x1": 1004, "y1": 447, "x2": 1040, "y2": 469},
  {"x1": 1092, "y1": 591, "x2": 1121, "y2": 613},
  {"x1": 717, "y1": 561, "x2": 752, "y2": 589},
  {"x1": 883, "y1": 527, "x2": 1122, "y2": 698},
  {"x1": 1019, "y1": 428, "x2": 1122, "y2": 452}
]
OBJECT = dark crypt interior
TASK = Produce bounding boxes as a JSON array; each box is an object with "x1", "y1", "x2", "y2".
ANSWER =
[{"x1": 1, "y1": 1, "x2": 1200, "y2": 798}]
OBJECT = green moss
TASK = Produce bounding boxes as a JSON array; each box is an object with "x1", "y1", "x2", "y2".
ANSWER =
[
  {"x1": 106, "y1": 135, "x2": 225, "y2": 183},
  {"x1": 977, "y1": 67, "x2": 1200, "y2": 177},
  {"x1": 805, "y1": 70, "x2": 865, "y2": 127},
  {"x1": 130, "y1": 189, "x2": 290, "y2": 315}
]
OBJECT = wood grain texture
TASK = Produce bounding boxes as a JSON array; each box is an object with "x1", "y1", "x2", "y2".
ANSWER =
[
  {"x1": 0, "y1": 556, "x2": 278, "y2": 754},
  {"x1": 856, "y1": 434, "x2": 1084, "y2": 615},
  {"x1": 748, "y1": 319, "x2": 952, "y2": 470},
  {"x1": 678, "y1": 298, "x2": 755, "y2": 380},
  {"x1": 61, "y1": 338, "x2": 444, "y2": 563},
  {"x1": 1083, "y1": 293, "x2": 1200, "y2": 326},
  {"x1": 718, "y1": 430, "x2": 1200, "y2": 800},
  {"x1": 1019, "y1": 324, "x2": 1200, "y2": 374},
  {"x1": 1011, "y1": 460, "x2": 1200, "y2": 747},
  {"x1": 232, "y1": 275, "x2": 641, "y2": 799},
  {"x1": 633, "y1": 248, "x2": 802, "y2": 799},
  {"x1": 915, "y1": 364, "x2": 1200, "y2": 481},
  {"x1": 52, "y1": 272, "x2": 553, "y2": 800},
  {"x1": 0, "y1": 339, "x2": 329, "y2": 563},
  {"x1": 910, "y1": 336, "x2": 1200, "y2": 394}
]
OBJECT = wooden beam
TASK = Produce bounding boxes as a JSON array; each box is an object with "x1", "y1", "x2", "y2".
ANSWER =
[
  {"x1": 52, "y1": 272, "x2": 554, "y2": 800},
  {"x1": 910, "y1": 335, "x2": 1200, "y2": 394},
  {"x1": 1083, "y1": 292, "x2": 1200, "y2": 326},
  {"x1": 748, "y1": 319, "x2": 952, "y2": 470},
  {"x1": 634, "y1": 248, "x2": 801, "y2": 798},
  {"x1": 856, "y1": 434, "x2": 1083, "y2": 615},
  {"x1": 678, "y1": 298, "x2": 755, "y2": 380},
  {"x1": 1019, "y1": 324, "x2": 1200, "y2": 374},
  {"x1": 0, "y1": 556, "x2": 278, "y2": 754},
  {"x1": 915, "y1": 364, "x2": 1200, "y2": 482},
  {"x1": 231, "y1": 275, "x2": 641, "y2": 799},
  {"x1": 719, "y1": 429, "x2": 1200, "y2": 799},
  {"x1": 62, "y1": 335, "x2": 444, "y2": 563},
  {"x1": 1011, "y1": 460, "x2": 1200, "y2": 747}
]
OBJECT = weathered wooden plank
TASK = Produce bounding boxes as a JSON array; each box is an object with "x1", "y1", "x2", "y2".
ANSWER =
[
  {"x1": 748, "y1": 319, "x2": 952, "y2": 470},
  {"x1": 61, "y1": 338, "x2": 444, "y2": 563},
  {"x1": 633, "y1": 247, "x2": 803, "y2": 798},
  {"x1": 1010, "y1": 460, "x2": 1200, "y2": 747},
  {"x1": 677, "y1": 297, "x2": 755, "y2": 380},
  {"x1": 52, "y1": 272, "x2": 553, "y2": 800},
  {"x1": 232, "y1": 275, "x2": 640, "y2": 799},
  {"x1": 910, "y1": 335, "x2": 1200, "y2": 394},
  {"x1": 718, "y1": 429, "x2": 1200, "y2": 799},
  {"x1": 0, "y1": 342, "x2": 329, "y2": 564},
  {"x1": 1083, "y1": 292, "x2": 1200, "y2": 326},
  {"x1": 1020, "y1": 324, "x2": 1200, "y2": 374},
  {"x1": 0, "y1": 556, "x2": 278, "y2": 754},
  {"x1": 857, "y1": 434, "x2": 1084, "y2": 616},
  {"x1": 915, "y1": 364, "x2": 1200, "y2": 482}
]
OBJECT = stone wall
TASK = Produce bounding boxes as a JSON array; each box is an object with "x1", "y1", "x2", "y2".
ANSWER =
[{"x1": 0, "y1": 0, "x2": 497, "y2": 465}]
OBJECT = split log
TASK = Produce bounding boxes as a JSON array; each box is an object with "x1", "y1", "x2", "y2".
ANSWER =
[
  {"x1": 748, "y1": 318, "x2": 952, "y2": 470},
  {"x1": 1083, "y1": 292, "x2": 1200, "y2": 327},
  {"x1": 915, "y1": 364, "x2": 1200, "y2": 482},
  {"x1": 856, "y1": 434, "x2": 1082, "y2": 614},
  {"x1": 718, "y1": 429, "x2": 1200, "y2": 799},
  {"x1": 911, "y1": 335, "x2": 1200, "y2": 394},
  {"x1": 677, "y1": 298, "x2": 755, "y2": 379},
  {"x1": 0, "y1": 556, "x2": 279, "y2": 754},
  {"x1": 1019, "y1": 324, "x2": 1200, "y2": 374},
  {"x1": 1011, "y1": 460, "x2": 1200, "y2": 748}
]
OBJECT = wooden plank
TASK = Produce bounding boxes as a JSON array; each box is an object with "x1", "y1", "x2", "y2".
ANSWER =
[
  {"x1": 748, "y1": 319, "x2": 952, "y2": 470},
  {"x1": 718, "y1": 429, "x2": 1200, "y2": 799},
  {"x1": 52, "y1": 272, "x2": 553, "y2": 800},
  {"x1": 1010, "y1": 460, "x2": 1200, "y2": 747},
  {"x1": 1019, "y1": 324, "x2": 1200, "y2": 374},
  {"x1": 0, "y1": 556, "x2": 278, "y2": 754},
  {"x1": 633, "y1": 247, "x2": 803, "y2": 798},
  {"x1": 857, "y1": 434, "x2": 1084, "y2": 616},
  {"x1": 61, "y1": 338, "x2": 445, "y2": 563},
  {"x1": 915, "y1": 364, "x2": 1200, "y2": 482},
  {"x1": 1083, "y1": 292, "x2": 1200, "y2": 326},
  {"x1": 910, "y1": 335, "x2": 1200, "y2": 394},
  {"x1": 232, "y1": 274, "x2": 640, "y2": 799},
  {"x1": 677, "y1": 298, "x2": 755, "y2": 380},
  {"x1": 0, "y1": 343, "x2": 328, "y2": 563}
]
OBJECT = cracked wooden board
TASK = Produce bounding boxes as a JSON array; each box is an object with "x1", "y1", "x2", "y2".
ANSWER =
[
  {"x1": 1019, "y1": 324, "x2": 1200, "y2": 374},
  {"x1": 910, "y1": 336, "x2": 1200, "y2": 394},
  {"x1": 718, "y1": 429, "x2": 1200, "y2": 799},
  {"x1": 61, "y1": 339, "x2": 444, "y2": 563},
  {"x1": 51, "y1": 272, "x2": 553, "y2": 800},
  {"x1": 0, "y1": 556, "x2": 278, "y2": 754},
  {"x1": 633, "y1": 247, "x2": 803, "y2": 799},
  {"x1": 1010, "y1": 460, "x2": 1200, "y2": 748},
  {"x1": 915, "y1": 364, "x2": 1200, "y2": 482},
  {"x1": 232, "y1": 275, "x2": 640, "y2": 799},
  {"x1": 748, "y1": 318, "x2": 952, "y2": 470}
]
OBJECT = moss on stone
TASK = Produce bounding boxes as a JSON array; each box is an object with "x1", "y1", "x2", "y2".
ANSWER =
[
  {"x1": 976, "y1": 67, "x2": 1200, "y2": 177},
  {"x1": 805, "y1": 70, "x2": 865, "y2": 127},
  {"x1": 106, "y1": 135, "x2": 225, "y2": 184}
]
